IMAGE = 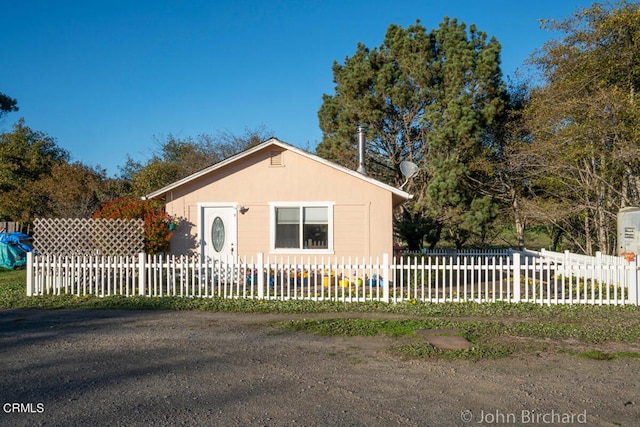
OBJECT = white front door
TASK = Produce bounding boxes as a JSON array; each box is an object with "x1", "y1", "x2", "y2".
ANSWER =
[{"x1": 201, "y1": 205, "x2": 237, "y2": 260}]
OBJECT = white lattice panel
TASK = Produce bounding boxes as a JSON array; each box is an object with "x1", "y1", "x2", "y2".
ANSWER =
[{"x1": 33, "y1": 218, "x2": 144, "y2": 255}]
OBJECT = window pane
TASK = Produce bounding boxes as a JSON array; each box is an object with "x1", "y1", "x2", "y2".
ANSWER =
[
  {"x1": 276, "y1": 224, "x2": 300, "y2": 248},
  {"x1": 277, "y1": 207, "x2": 299, "y2": 224},
  {"x1": 304, "y1": 206, "x2": 327, "y2": 223},
  {"x1": 276, "y1": 207, "x2": 300, "y2": 248},
  {"x1": 303, "y1": 207, "x2": 328, "y2": 249},
  {"x1": 303, "y1": 224, "x2": 328, "y2": 249}
]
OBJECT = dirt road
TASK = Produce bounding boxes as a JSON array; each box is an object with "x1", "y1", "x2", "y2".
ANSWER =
[{"x1": 1, "y1": 309, "x2": 638, "y2": 426}]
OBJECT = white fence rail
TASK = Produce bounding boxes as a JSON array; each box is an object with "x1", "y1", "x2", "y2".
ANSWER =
[
  {"x1": 520, "y1": 248, "x2": 629, "y2": 266},
  {"x1": 26, "y1": 250, "x2": 639, "y2": 305},
  {"x1": 405, "y1": 248, "x2": 514, "y2": 257}
]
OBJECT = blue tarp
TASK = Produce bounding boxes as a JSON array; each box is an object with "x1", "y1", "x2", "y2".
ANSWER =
[{"x1": 0, "y1": 232, "x2": 33, "y2": 270}]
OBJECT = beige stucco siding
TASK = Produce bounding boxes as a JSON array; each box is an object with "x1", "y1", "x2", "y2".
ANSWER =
[
  {"x1": 333, "y1": 204, "x2": 368, "y2": 256},
  {"x1": 237, "y1": 204, "x2": 270, "y2": 256},
  {"x1": 163, "y1": 147, "x2": 400, "y2": 258}
]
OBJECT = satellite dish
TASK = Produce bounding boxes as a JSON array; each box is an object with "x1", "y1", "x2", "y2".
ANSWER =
[{"x1": 399, "y1": 161, "x2": 418, "y2": 189}]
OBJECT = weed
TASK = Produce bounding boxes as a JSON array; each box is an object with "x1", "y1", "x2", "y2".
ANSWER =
[{"x1": 578, "y1": 349, "x2": 615, "y2": 360}]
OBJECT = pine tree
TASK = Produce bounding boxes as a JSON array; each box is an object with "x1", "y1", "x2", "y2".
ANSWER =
[{"x1": 318, "y1": 18, "x2": 506, "y2": 248}]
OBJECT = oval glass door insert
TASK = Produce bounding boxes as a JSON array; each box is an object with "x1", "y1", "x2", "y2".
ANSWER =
[{"x1": 211, "y1": 216, "x2": 225, "y2": 252}]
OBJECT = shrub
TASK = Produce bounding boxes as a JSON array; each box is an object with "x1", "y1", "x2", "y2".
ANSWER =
[{"x1": 93, "y1": 197, "x2": 172, "y2": 254}]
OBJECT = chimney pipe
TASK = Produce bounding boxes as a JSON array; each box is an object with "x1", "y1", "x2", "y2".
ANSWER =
[{"x1": 356, "y1": 125, "x2": 368, "y2": 176}]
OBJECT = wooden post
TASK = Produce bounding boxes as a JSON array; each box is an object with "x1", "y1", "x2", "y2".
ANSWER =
[
  {"x1": 383, "y1": 253, "x2": 390, "y2": 303},
  {"x1": 138, "y1": 252, "x2": 146, "y2": 296},
  {"x1": 629, "y1": 257, "x2": 638, "y2": 306},
  {"x1": 512, "y1": 252, "x2": 521, "y2": 303},
  {"x1": 257, "y1": 253, "x2": 264, "y2": 299},
  {"x1": 26, "y1": 251, "x2": 34, "y2": 296}
]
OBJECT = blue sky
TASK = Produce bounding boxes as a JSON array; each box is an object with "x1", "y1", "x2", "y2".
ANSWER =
[{"x1": 1, "y1": 0, "x2": 596, "y2": 177}]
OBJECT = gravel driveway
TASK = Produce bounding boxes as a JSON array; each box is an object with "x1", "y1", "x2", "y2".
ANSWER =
[{"x1": 1, "y1": 309, "x2": 639, "y2": 426}]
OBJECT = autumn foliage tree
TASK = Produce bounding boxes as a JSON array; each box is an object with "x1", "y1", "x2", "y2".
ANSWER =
[
  {"x1": 92, "y1": 197, "x2": 172, "y2": 254},
  {"x1": 37, "y1": 162, "x2": 106, "y2": 218}
]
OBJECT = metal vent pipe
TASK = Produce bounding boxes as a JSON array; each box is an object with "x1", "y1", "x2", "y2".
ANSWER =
[{"x1": 356, "y1": 125, "x2": 368, "y2": 176}]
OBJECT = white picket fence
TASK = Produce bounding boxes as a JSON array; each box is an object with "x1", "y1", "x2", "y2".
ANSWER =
[{"x1": 26, "y1": 249, "x2": 639, "y2": 305}]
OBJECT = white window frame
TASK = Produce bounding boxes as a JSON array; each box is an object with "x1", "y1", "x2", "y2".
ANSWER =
[{"x1": 269, "y1": 202, "x2": 334, "y2": 255}]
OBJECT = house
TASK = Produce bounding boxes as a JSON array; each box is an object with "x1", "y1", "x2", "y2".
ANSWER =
[{"x1": 143, "y1": 138, "x2": 412, "y2": 259}]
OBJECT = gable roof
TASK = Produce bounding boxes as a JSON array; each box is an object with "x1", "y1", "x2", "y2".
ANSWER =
[{"x1": 143, "y1": 138, "x2": 413, "y2": 204}]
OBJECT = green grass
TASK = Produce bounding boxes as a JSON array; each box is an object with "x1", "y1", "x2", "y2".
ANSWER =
[
  {"x1": 3, "y1": 268, "x2": 640, "y2": 360},
  {"x1": 276, "y1": 316, "x2": 640, "y2": 360},
  {"x1": 393, "y1": 341, "x2": 517, "y2": 360},
  {"x1": 559, "y1": 349, "x2": 640, "y2": 361}
]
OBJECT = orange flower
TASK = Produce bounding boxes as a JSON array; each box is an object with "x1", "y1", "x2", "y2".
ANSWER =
[{"x1": 621, "y1": 251, "x2": 636, "y2": 262}]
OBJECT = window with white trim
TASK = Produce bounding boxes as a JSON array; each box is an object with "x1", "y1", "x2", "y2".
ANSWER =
[{"x1": 271, "y1": 203, "x2": 333, "y2": 252}]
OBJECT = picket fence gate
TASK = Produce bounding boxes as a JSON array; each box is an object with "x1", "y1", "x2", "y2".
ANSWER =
[{"x1": 26, "y1": 249, "x2": 639, "y2": 306}]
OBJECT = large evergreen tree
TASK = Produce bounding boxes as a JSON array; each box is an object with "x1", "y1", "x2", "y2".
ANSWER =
[
  {"x1": 0, "y1": 92, "x2": 18, "y2": 118},
  {"x1": 317, "y1": 18, "x2": 506, "y2": 249}
]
